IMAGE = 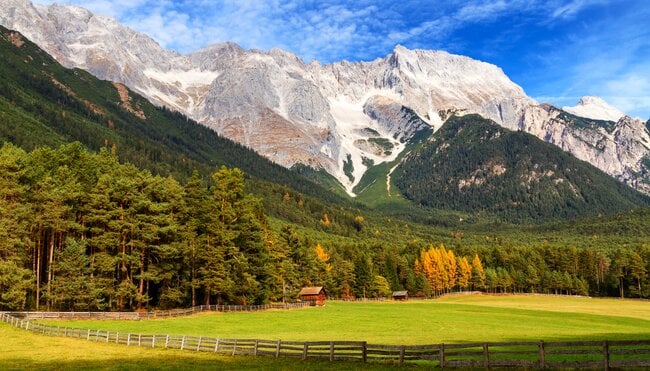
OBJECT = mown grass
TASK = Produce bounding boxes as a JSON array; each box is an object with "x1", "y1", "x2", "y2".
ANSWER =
[
  {"x1": 0, "y1": 323, "x2": 402, "y2": 370},
  {"x1": 43, "y1": 295, "x2": 650, "y2": 345}
]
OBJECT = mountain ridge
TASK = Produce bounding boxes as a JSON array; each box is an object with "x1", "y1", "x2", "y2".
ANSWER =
[{"x1": 0, "y1": 0, "x2": 649, "y2": 195}]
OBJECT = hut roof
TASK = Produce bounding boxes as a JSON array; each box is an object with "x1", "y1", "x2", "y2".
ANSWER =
[
  {"x1": 299, "y1": 286, "x2": 324, "y2": 296},
  {"x1": 392, "y1": 291, "x2": 408, "y2": 297}
]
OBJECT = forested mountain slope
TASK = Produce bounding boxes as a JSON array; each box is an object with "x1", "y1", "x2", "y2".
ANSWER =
[{"x1": 393, "y1": 115, "x2": 650, "y2": 222}]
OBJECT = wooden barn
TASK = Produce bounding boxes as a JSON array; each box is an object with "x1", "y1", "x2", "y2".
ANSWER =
[
  {"x1": 298, "y1": 286, "x2": 326, "y2": 306},
  {"x1": 392, "y1": 291, "x2": 408, "y2": 301}
]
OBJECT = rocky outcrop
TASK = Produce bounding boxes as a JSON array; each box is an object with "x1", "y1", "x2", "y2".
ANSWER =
[{"x1": 522, "y1": 104, "x2": 650, "y2": 194}]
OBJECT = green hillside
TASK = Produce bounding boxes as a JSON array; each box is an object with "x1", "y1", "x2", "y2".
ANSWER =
[{"x1": 392, "y1": 114, "x2": 650, "y2": 222}]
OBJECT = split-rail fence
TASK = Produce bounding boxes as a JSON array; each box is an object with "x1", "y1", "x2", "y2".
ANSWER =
[
  {"x1": 3, "y1": 311, "x2": 650, "y2": 368},
  {"x1": 6, "y1": 302, "x2": 310, "y2": 320}
]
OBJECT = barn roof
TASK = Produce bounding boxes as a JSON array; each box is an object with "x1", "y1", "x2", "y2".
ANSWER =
[
  {"x1": 299, "y1": 286, "x2": 324, "y2": 295},
  {"x1": 392, "y1": 291, "x2": 408, "y2": 297}
]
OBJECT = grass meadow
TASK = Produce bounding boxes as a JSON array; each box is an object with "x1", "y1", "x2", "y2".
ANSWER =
[
  {"x1": 0, "y1": 322, "x2": 400, "y2": 370},
  {"x1": 40, "y1": 294, "x2": 650, "y2": 344}
]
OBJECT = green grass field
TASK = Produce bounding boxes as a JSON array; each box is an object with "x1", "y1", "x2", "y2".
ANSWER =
[
  {"x1": 41, "y1": 295, "x2": 650, "y2": 344},
  {"x1": 0, "y1": 323, "x2": 401, "y2": 370}
]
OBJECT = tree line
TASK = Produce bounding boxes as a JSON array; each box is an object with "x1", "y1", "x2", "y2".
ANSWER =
[{"x1": 1, "y1": 142, "x2": 650, "y2": 311}]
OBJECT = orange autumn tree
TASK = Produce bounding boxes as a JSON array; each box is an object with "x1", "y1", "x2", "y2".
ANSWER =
[
  {"x1": 457, "y1": 256, "x2": 472, "y2": 291},
  {"x1": 445, "y1": 249, "x2": 457, "y2": 290},
  {"x1": 314, "y1": 243, "x2": 332, "y2": 272},
  {"x1": 415, "y1": 244, "x2": 479, "y2": 295}
]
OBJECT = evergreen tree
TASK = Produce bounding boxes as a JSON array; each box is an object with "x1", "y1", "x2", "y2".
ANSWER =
[
  {"x1": 628, "y1": 251, "x2": 646, "y2": 297},
  {"x1": 0, "y1": 260, "x2": 33, "y2": 310},
  {"x1": 50, "y1": 239, "x2": 103, "y2": 310}
]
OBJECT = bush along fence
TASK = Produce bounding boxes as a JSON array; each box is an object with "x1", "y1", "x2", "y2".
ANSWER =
[
  {"x1": 3, "y1": 313, "x2": 650, "y2": 368},
  {"x1": 4, "y1": 302, "x2": 310, "y2": 320}
]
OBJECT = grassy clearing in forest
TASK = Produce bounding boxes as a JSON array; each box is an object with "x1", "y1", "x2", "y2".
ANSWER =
[{"x1": 42, "y1": 294, "x2": 650, "y2": 345}]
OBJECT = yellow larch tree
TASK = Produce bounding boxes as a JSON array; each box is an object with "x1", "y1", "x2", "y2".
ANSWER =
[
  {"x1": 445, "y1": 248, "x2": 457, "y2": 291},
  {"x1": 314, "y1": 243, "x2": 331, "y2": 272},
  {"x1": 457, "y1": 256, "x2": 472, "y2": 290}
]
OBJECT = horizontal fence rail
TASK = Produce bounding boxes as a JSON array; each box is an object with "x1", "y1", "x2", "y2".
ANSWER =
[
  {"x1": 4, "y1": 302, "x2": 310, "y2": 320},
  {"x1": 2, "y1": 312, "x2": 650, "y2": 368}
]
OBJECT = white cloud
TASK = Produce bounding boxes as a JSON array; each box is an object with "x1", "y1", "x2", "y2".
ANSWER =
[
  {"x1": 603, "y1": 74, "x2": 650, "y2": 117},
  {"x1": 551, "y1": 0, "x2": 610, "y2": 19}
]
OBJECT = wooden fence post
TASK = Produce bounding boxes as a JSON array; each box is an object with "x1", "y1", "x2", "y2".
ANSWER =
[
  {"x1": 483, "y1": 343, "x2": 490, "y2": 368},
  {"x1": 362, "y1": 341, "x2": 367, "y2": 363},
  {"x1": 539, "y1": 341, "x2": 545, "y2": 369},
  {"x1": 302, "y1": 343, "x2": 308, "y2": 360},
  {"x1": 232, "y1": 339, "x2": 238, "y2": 356},
  {"x1": 603, "y1": 340, "x2": 610, "y2": 370},
  {"x1": 254, "y1": 340, "x2": 259, "y2": 356},
  {"x1": 180, "y1": 335, "x2": 185, "y2": 350},
  {"x1": 439, "y1": 343, "x2": 445, "y2": 369},
  {"x1": 275, "y1": 340, "x2": 281, "y2": 357},
  {"x1": 329, "y1": 341, "x2": 334, "y2": 362},
  {"x1": 86, "y1": 329, "x2": 91, "y2": 341},
  {"x1": 165, "y1": 335, "x2": 169, "y2": 348},
  {"x1": 399, "y1": 345, "x2": 405, "y2": 365},
  {"x1": 214, "y1": 338, "x2": 220, "y2": 352},
  {"x1": 197, "y1": 336, "x2": 202, "y2": 351},
  {"x1": 127, "y1": 333, "x2": 131, "y2": 346}
]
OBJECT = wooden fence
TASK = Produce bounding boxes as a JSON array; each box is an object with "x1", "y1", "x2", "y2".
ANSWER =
[
  {"x1": 5, "y1": 302, "x2": 310, "y2": 320},
  {"x1": 3, "y1": 312, "x2": 650, "y2": 367}
]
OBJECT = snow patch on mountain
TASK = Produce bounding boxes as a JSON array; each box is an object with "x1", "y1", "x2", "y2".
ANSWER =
[{"x1": 563, "y1": 96, "x2": 625, "y2": 122}]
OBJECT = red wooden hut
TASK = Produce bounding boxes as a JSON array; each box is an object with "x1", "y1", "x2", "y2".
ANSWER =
[{"x1": 298, "y1": 286, "x2": 326, "y2": 306}]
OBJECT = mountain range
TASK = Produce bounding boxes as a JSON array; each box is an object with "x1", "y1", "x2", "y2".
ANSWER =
[{"x1": 0, "y1": 0, "x2": 649, "y2": 219}]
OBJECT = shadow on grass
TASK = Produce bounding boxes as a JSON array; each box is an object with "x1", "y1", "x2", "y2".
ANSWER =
[{"x1": 0, "y1": 356, "x2": 418, "y2": 371}]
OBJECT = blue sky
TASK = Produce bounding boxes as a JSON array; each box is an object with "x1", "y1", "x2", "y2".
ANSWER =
[{"x1": 34, "y1": 0, "x2": 650, "y2": 119}]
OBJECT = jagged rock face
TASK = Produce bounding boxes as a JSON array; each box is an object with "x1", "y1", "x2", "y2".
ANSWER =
[
  {"x1": 522, "y1": 104, "x2": 650, "y2": 194},
  {"x1": 1, "y1": 0, "x2": 648, "y2": 195},
  {"x1": 363, "y1": 96, "x2": 430, "y2": 142}
]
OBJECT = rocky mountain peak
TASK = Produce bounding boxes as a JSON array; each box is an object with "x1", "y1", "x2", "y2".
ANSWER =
[
  {"x1": 187, "y1": 42, "x2": 246, "y2": 70},
  {"x1": 562, "y1": 96, "x2": 625, "y2": 122},
  {"x1": 269, "y1": 47, "x2": 304, "y2": 63}
]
